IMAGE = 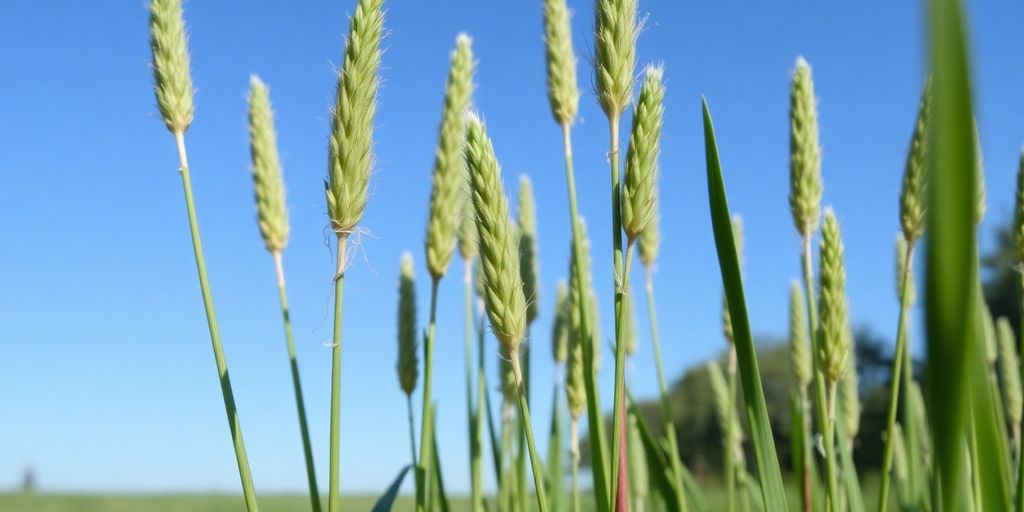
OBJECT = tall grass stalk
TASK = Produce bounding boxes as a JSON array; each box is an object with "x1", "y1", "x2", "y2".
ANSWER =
[
  {"x1": 247, "y1": 76, "x2": 320, "y2": 512},
  {"x1": 543, "y1": 0, "x2": 611, "y2": 503},
  {"x1": 464, "y1": 261, "x2": 483, "y2": 512},
  {"x1": 149, "y1": 1, "x2": 258, "y2": 509}
]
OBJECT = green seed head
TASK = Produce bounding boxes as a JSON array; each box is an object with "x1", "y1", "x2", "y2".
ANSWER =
[
  {"x1": 568, "y1": 218, "x2": 601, "y2": 375},
  {"x1": 1015, "y1": 149, "x2": 1024, "y2": 262},
  {"x1": 149, "y1": 0, "x2": 194, "y2": 134},
  {"x1": 566, "y1": 322, "x2": 586, "y2": 419},
  {"x1": 789, "y1": 281, "x2": 811, "y2": 388},
  {"x1": 707, "y1": 360, "x2": 743, "y2": 452},
  {"x1": 900, "y1": 80, "x2": 930, "y2": 243},
  {"x1": 518, "y1": 175, "x2": 541, "y2": 325},
  {"x1": 896, "y1": 234, "x2": 917, "y2": 305},
  {"x1": 840, "y1": 344, "x2": 861, "y2": 440},
  {"x1": 997, "y1": 317, "x2": 1023, "y2": 425},
  {"x1": 982, "y1": 301, "x2": 997, "y2": 367},
  {"x1": 789, "y1": 57, "x2": 823, "y2": 238},
  {"x1": 638, "y1": 196, "x2": 660, "y2": 268},
  {"x1": 500, "y1": 347, "x2": 518, "y2": 404},
  {"x1": 459, "y1": 197, "x2": 479, "y2": 262},
  {"x1": 326, "y1": 0, "x2": 385, "y2": 235},
  {"x1": 817, "y1": 208, "x2": 851, "y2": 384},
  {"x1": 594, "y1": 0, "x2": 638, "y2": 117},
  {"x1": 465, "y1": 114, "x2": 527, "y2": 351},
  {"x1": 892, "y1": 424, "x2": 908, "y2": 482},
  {"x1": 543, "y1": 0, "x2": 580, "y2": 125},
  {"x1": 397, "y1": 252, "x2": 419, "y2": 396},
  {"x1": 722, "y1": 216, "x2": 744, "y2": 345},
  {"x1": 552, "y1": 280, "x2": 570, "y2": 364},
  {"x1": 426, "y1": 35, "x2": 476, "y2": 278},
  {"x1": 623, "y1": 65, "x2": 665, "y2": 242},
  {"x1": 247, "y1": 76, "x2": 289, "y2": 254}
]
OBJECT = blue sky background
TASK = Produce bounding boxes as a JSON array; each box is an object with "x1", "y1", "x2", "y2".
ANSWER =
[{"x1": 1, "y1": 0, "x2": 1023, "y2": 497}]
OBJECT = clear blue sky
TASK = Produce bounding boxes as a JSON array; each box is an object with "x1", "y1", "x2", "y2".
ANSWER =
[{"x1": 1, "y1": 0, "x2": 1022, "y2": 497}]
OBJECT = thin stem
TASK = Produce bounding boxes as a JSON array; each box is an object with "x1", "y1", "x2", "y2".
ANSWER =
[
  {"x1": 608, "y1": 112, "x2": 628, "y2": 512},
  {"x1": 799, "y1": 384, "x2": 812, "y2": 512},
  {"x1": 878, "y1": 243, "x2": 915, "y2": 512},
  {"x1": 825, "y1": 380, "x2": 840, "y2": 512},
  {"x1": 407, "y1": 394, "x2": 418, "y2": 466},
  {"x1": 464, "y1": 263, "x2": 483, "y2": 512},
  {"x1": 571, "y1": 417, "x2": 582, "y2": 512},
  {"x1": 511, "y1": 348, "x2": 550, "y2": 512},
  {"x1": 327, "y1": 237, "x2": 348, "y2": 512},
  {"x1": 480, "y1": 313, "x2": 502, "y2": 483},
  {"x1": 726, "y1": 345, "x2": 737, "y2": 512},
  {"x1": 644, "y1": 268, "x2": 688, "y2": 512},
  {"x1": 801, "y1": 232, "x2": 834, "y2": 512},
  {"x1": 272, "y1": 252, "x2": 321, "y2": 512},
  {"x1": 415, "y1": 278, "x2": 441, "y2": 512},
  {"x1": 561, "y1": 121, "x2": 610, "y2": 506},
  {"x1": 173, "y1": 131, "x2": 259, "y2": 512}
]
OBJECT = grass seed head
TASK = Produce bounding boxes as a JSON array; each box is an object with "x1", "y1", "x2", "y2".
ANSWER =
[
  {"x1": 426, "y1": 35, "x2": 476, "y2": 277},
  {"x1": 149, "y1": 0, "x2": 194, "y2": 134},
  {"x1": 543, "y1": 0, "x2": 580, "y2": 125},
  {"x1": 982, "y1": 300, "x2": 997, "y2": 367},
  {"x1": 465, "y1": 114, "x2": 526, "y2": 351},
  {"x1": 518, "y1": 175, "x2": 541, "y2": 325},
  {"x1": 707, "y1": 361, "x2": 743, "y2": 453},
  {"x1": 459, "y1": 197, "x2": 479, "y2": 262},
  {"x1": 840, "y1": 343, "x2": 861, "y2": 440},
  {"x1": 895, "y1": 234, "x2": 916, "y2": 305},
  {"x1": 892, "y1": 424, "x2": 909, "y2": 482},
  {"x1": 638, "y1": 196, "x2": 660, "y2": 269},
  {"x1": 248, "y1": 76, "x2": 289, "y2": 253},
  {"x1": 997, "y1": 317, "x2": 1023, "y2": 425},
  {"x1": 817, "y1": 208, "x2": 850, "y2": 384},
  {"x1": 397, "y1": 252, "x2": 419, "y2": 396},
  {"x1": 1015, "y1": 149, "x2": 1024, "y2": 262},
  {"x1": 789, "y1": 57, "x2": 823, "y2": 238},
  {"x1": 789, "y1": 280, "x2": 811, "y2": 388},
  {"x1": 326, "y1": 0, "x2": 384, "y2": 235},
  {"x1": 900, "y1": 80, "x2": 930, "y2": 243},
  {"x1": 568, "y1": 218, "x2": 601, "y2": 375},
  {"x1": 623, "y1": 65, "x2": 665, "y2": 242},
  {"x1": 594, "y1": 0, "x2": 638, "y2": 117},
  {"x1": 551, "y1": 280, "x2": 570, "y2": 364}
]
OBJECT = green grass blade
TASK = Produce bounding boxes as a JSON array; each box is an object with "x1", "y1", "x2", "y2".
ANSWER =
[
  {"x1": 701, "y1": 97, "x2": 788, "y2": 511},
  {"x1": 835, "y1": 419, "x2": 865, "y2": 512},
  {"x1": 924, "y1": 0, "x2": 977, "y2": 509},
  {"x1": 547, "y1": 387, "x2": 566, "y2": 510},
  {"x1": 431, "y1": 408, "x2": 452, "y2": 512},
  {"x1": 627, "y1": 399, "x2": 683, "y2": 509},
  {"x1": 370, "y1": 465, "x2": 412, "y2": 512},
  {"x1": 969, "y1": 288, "x2": 1012, "y2": 510}
]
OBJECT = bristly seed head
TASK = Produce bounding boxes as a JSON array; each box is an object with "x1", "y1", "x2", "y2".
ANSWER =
[
  {"x1": 248, "y1": 76, "x2": 289, "y2": 254},
  {"x1": 817, "y1": 208, "x2": 850, "y2": 384},
  {"x1": 465, "y1": 114, "x2": 526, "y2": 351},
  {"x1": 543, "y1": 0, "x2": 580, "y2": 126},
  {"x1": 840, "y1": 343, "x2": 861, "y2": 440},
  {"x1": 789, "y1": 57, "x2": 823, "y2": 238},
  {"x1": 518, "y1": 175, "x2": 541, "y2": 325},
  {"x1": 789, "y1": 281, "x2": 811, "y2": 388},
  {"x1": 397, "y1": 252, "x2": 419, "y2": 396},
  {"x1": 638, "y1": 196, "x2": 660, "y2": 269},
  {"x1": 997, "y1": 317, "x2": 1023, "y2": 425},
  {"x1": 326, "y1": 0, "x2": 385, "y2": 236},
  {"x1": 426, "y1": 35, "x2": 476, "y2": 278},
  {"x1": 900, "y1": 79, "x2": 930, "y2": 243},
  {"x1": 551, "y1": 280, "x2": 570, "y2": 364},
  {"x1": 594, "y1": 0, "x2": 638, "y2": 117},
  {"x1": 149, "y1": 0, "x2": 194, "y2": 134},
  {"x1": 459, "y1": 198, "x2": 479, "y2": 262},
  {"x1": 623, "y1": 65, "x2": 665, "y2": 242}
]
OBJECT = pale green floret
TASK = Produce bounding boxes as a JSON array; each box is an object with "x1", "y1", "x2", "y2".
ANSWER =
[
  {"x1": 247, "y1": 76, "x2": 289, "y2": 253},
  {"x1": 149, "y1": 0, "x2": 194, "y2": 133},
  {"x1": 997, "y1": 317, "x2": 1023, "y2": 425},
  {"x1": 459, "y1": 198, "x2": 479, "y2": 262},
  {"x1": 465, "y1": 115, "x2": 526, "y2": 351},
  {"x1": 896, "y1": 235, "x2": 916, "y2": 305},
  {"x1": 840, "y1": 343, "x2": 861, "y2": 440},
  {"x1": 518, "y1": 175, "x2": 541, "y2": 325},
  {"x1": 622, "y1": 288, "x2": 637, "y2": 357},
  {"x1": 638, "y1": 197, "x2": 660, "y2": 268},
  {"x1": 566, "y1": 320, "x2": 586, "y2": 419},
  {"x1": 900, "y1": 80, "x2": 930, "y2": 243},
  {"x1": 789, "y1": 57, "x2": 823, "y2": 237},
  {"x1": 397, "y1": 252, "x2": 419, "y2": 396},
  {"x1": 722, "y1": 216, "x2": 744, "y2": 346},
  {"x1": 817, "y1": 208, "x2": 850, "y2": 384},
  {"x1": 707, "y1": 361, "x2": 742, "y2": 452},
  {"x1": 543, "y1": 0, "x2": 579, "y2": 125},
  {"x1": 1015, "y1": 149, "x2": 1024, "y2": 262},
  {"x1": 326, "y1": 0, "x2": 384, "y2": 235},
  {"x1": 426, "y1": 35, "x2": 476, "y2": 278},
  {"x1": 623, "y1": 65, "x2": 665, "y2": 242},
  {"x1": 594, "y1": 0, "x2": 638, "y2": 116},
  {"x1": 551, "y1": 280, "x2": 570, "y2": 364},
  {"x1": 789, "y1": 281, "x2": 811, "y2": 388}
]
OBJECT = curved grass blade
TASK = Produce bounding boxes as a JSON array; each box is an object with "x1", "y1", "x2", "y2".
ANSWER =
[
  {"x1": 924, "y1": 0, "x2": 978, "y2": 509},
  {"x1": 969, "y1": 289, "x2": 1012, "y2": 510},
  {"x1": 835, "y1": 419, "x2": 865, "y2": 512},
  {"x1": 370, "y1": 465, "x2": 412, "y2": 512},
  {"x1": 701, "y1": 97, "x2": 787, "y2": 511}
]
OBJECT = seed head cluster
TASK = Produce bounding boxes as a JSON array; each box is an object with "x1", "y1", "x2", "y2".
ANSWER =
[
  {"x1": 543, "y1": 0, "x2": 579, "y2": 126},
  {"x1": 149, "y1": 0, "x2": 194, "y2": 134},
  {"x1": 518, "y1": 175, "x2": 541, "y2": 325},
  {"x1": 817, "y1": 209, "x2": 850, "y2": 384},
  {"x1": 789, "y1": 57, "x2": 823, "y2": 238},
  {"x1": 900, "y1": 81, "x2": 930, "y2": 243},
  {"x1": 397, "y1": 252, "x2": 419, "y2": 396},
  {"x1": 594, "y1": 0, "x2": 638, "y2": 117},
  {"x1": 789, "y1": 281, "x2": 811, "y2": 388},
  {"x1": 247, "y1": 76, "x2": 289, "y2": 254},
  {"x1": 623, "y1": 66, "x2": 665, "y2": 242}
]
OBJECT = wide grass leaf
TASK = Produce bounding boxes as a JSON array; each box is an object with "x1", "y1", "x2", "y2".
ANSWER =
[
  {"x1": 371, "y1": 465, "x2": 412, "y2": 512},
  {"x1": 701, "y1": 97, "x2": 788, "y2": 511}
]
